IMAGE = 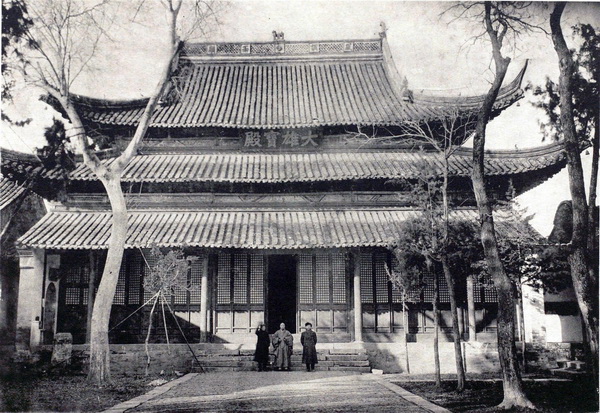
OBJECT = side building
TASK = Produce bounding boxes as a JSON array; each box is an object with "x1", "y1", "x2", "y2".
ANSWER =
[{"x1": 3, "y1": 32, "x2": 581, "y2": 373}]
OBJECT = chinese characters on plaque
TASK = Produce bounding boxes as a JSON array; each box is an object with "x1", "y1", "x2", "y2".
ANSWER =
[{"x1": 242, "y1": 130, "x2": 319, "y2": 148}]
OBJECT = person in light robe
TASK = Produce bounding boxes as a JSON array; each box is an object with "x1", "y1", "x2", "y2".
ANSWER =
[
  {"x1": 271, "y1": 322, "x2": 293, "y2": 371},
  {"x1": 254, "y1": 322, "x2": 270, "y2": 371},
  {"x1": 301, "y1": 322, "x2": 318, "y2": 371}
]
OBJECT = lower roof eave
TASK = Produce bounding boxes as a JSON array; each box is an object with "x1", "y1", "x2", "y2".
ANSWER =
[{"x1": 18, "y1": 208, "x2": 541, "y2": 251}]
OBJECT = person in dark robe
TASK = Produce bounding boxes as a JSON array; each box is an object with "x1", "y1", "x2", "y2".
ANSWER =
[
  {"x1": 301, "y1": 322, "x2": 318, "y2": 371},
  {"x1": 254, "y1": 322, "x2": 270, "y2": 371},
  {"x1": 271, "y1": 322, "x2": 293, "y2": 371}
]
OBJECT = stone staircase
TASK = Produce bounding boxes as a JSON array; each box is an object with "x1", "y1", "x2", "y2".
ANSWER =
[
  {"x1": 191, "y1": 348, "x2": 371, "y2": 373},
  {"x1": 550, "y1": 359, "x2": 588, "y2": 378}
]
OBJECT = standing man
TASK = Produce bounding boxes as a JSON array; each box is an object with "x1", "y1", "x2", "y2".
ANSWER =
[
  {"x1": 272, "y1": 322, "x2": 293, "y2": 371},
  {"x1": 254, "y1": 322, "x2": 270, "y2": 371},
  {"x1": 301, "y1": 322, "x2": 318, "y2": 371}
]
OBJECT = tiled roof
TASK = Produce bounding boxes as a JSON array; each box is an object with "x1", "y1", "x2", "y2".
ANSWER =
[
  {"x1": 18, "y1": 208, "x2": 536, "y2": 250},
  {"x1": 51, "y1": 143, "x2": 566, "y2": 183},
  {"x1": 0, "y1": 177, "x2": 27, "y2": 210},
  {"x1": 68, "y1": 38, "x2": 526, "y2": 129}
]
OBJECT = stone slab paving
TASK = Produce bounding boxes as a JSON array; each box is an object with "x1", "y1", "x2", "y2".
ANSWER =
[{"x1": 109, "y1": 371, "x2": 449, "y2": 413}]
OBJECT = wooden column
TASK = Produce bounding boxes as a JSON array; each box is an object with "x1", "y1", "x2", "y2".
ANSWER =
[
  {"x1": 86, "y1": 252, "x2": 97, "y2": 344},
  {"x1": 353, "y1": 250, "x2": 363, "y2": 342},
  {"x1": 466, "y1": 274, "x2": 476, "y2": 341},
  {"x1": 199, "y1": 255, "x2": 209, "y2": 341}
]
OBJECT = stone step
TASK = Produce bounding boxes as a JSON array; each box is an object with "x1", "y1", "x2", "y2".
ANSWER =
[
  {"x1": 550, "y1": 368, "x2": 589, "y2": 379},
  {"x1": 192, "y1": 364, "x2": 369, "y2": 373},
  {"x1": 328, "y1": 349, "x2": 365, "y2": 355},
  {"x1": 326, "y1": 354, "x2": 369, "y2": 361},
  {"x1": 328, "y1": 366, "x2": 371, "y2": 373},
  {"x1": 568, "y1": 360, "x2": 586, "y2": 371},
  {"x1": 556, "y1": 359, "x2": 587, "y2": 370},
  {"x1": 331, "y1": 360, "x2": 370, "y2": 367},
  {"x1": 196, "y1": 355, "x2": 255, "y2": 361}
]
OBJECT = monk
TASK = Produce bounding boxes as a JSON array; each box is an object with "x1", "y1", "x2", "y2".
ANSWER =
[
  {"x1": 271, "y1": 322, "x2": 293, "y2": 371},
  {"x1": 301, "y1": 322, "x2": 318, "y2": 371}
]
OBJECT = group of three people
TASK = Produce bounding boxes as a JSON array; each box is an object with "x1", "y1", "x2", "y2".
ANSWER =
[{"x1": 254, "y1": 322, "x2": 318, "y2": 371}]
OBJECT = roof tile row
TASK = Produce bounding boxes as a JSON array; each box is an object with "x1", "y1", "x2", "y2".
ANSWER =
[
  {"x1": 54, "y1": 144, "x2": 566, "y2": 183},
  {"x1": 19, "y1": 208, "x2": 536, "y2": 250}
]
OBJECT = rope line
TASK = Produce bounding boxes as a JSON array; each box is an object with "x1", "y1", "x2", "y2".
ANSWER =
[{"x1": 108, "y1": 291, "x2": 160, "y2": 332}]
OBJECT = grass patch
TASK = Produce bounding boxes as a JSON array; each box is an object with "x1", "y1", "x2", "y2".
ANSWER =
[{"x1": 394, "y1": 377, "x2": 599, "y2": 412}]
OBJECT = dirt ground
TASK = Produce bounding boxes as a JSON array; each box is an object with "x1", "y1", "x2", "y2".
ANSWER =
[
  {"x1": 395, "y1": 376, "x2": 599, "y2": 413},
  {"x1": 0, "y1": 363, "x2": 166, "y2": 412}
]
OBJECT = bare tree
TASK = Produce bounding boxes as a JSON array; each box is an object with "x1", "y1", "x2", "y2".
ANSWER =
[
  {"x1": 399, "y1": 114, "x2": 472, "y2": 392},
  {"x1": 387, "y1": 249, "x2": 423, "y2": 376},
  {"x1": 549, "y1": 2, "x2": 599, "y2": 384},
  {"x1": 7, "y1": 0, "x2": 222, "y2": 385},
  {"x1": 461, "y1": 2, "x2": 535, "y2": 408},
  {"x1": 354, "y1": 111, "x2": 471, "y2": 391}
]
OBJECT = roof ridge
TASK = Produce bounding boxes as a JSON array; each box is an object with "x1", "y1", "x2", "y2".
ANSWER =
[
  {"x1": 478, "y1": 140, "x2": 564, "y2": 158},
  {"x1": 181, "y1": 38, "x2": 383, "y2": 59}
]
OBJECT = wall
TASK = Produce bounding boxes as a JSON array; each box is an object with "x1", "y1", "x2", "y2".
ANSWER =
[{"x1": 0, "y1": 191, "x2": 46, "y2": 346}]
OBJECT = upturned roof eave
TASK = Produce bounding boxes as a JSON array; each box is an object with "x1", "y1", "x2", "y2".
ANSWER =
[{"x1": 55, "y1": 39, "x2": 528, "y2": 127}]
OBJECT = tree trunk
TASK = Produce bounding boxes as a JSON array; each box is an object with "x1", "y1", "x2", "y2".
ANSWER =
[
  {"x1": 87, "y1": 178, "x2": 128, "y2": 385},
  {"x1": 431, "y1": 260, "x2": 442, "y2": 387},
  {"x1": 515, "y1": 284, "x2": 526, "y2": 372},
  {"x1": 472, "y1": 132, "x2": 533, "y2": 409},
  {"x1": 402, "y1": 293, "x2": 411, "y2": 374},
  {"x1": 442, "y1": 143, "x2": 466, "y2": 392},
  {"x1": 468, "y1": 4, "x2": 534, "y2": 408},
  {"x1": 550, "y1": 2, "x2": 599, "y2": 383},
  {"x1": 86, "y1": 252, "x2": 97, "y2": 344},
  {"x1": 145, "y1": 294, "x2": 159, "y2": 376},
  {"x1": 441, "y1": 255, "x2": 466, "y2": 391}
]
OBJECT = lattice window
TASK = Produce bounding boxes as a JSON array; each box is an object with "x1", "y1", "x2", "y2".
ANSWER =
[
  {"x1": 114, "y1": 260, "x2": 127, "y2": 305},
  {"x1": 360, "y1": 252, "x2": 374, "y2": 303},
  {"x1": 174, "y1": 285, "x2": 188, "y2": 304},
  {"x1": 65, "y1": 266, "x2": 80, "y2": 284},
  {"x1": 233, "y1": 254, "x2": 248, "y2": 304},
  {"x1": 332, "y1": 254, "x2": 346, "y2": 304},
  {"x1": 128, "y1": 253, "x2": 141, "y2": 305},
  {"x1": 189, "y1": 259, "x2": 202, "y2": 305},
  {"x1": 65, "y1": 287, "x2": 80, "y2": 305},
  {"x1": 405, "y1": 286, "x2": 421, "y2": 303},
  {"x1": 250, "y1": 255, "x2": 264, "y2": 304},
  {"x1": 483, "y1": 283, "x2": 498, "y2": 303},
  {"x1": 298, "y1": 254, "x2": 313, "y2": 304},
  {"x1": 474, "y1": 276, "x2": 497, "y2": 303},
  {"x1": 315, "y1": 254, "x2": 330, "y2": 303},
  {"x1": 438, "y1": 274, "x2": 450, "y2": 303},
  {"x1": 391, "y1": 256, "x2": 403, "y2": 303},
  {"x1": 143, "y1": 251, "x2": 156, "y2": 302},
  {"x1": 422, "y1": 272, "x2": 434, "y2": 303},
  {"x1": 81, "y1": 266, "x2": 90, "y2": 284},
  {"x1": 473, "y1": 281, "x2": 482, "y2": 302},
  {"x1": 217, "y1": 254, "x2": 231, "y2": 304},
  {"x1": 374, "y1": 252, "x2": 389, "y2": 304}
]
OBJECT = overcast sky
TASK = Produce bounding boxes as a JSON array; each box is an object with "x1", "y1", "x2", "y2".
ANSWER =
[{"x1": 2, "y1": 1, "x2": 599, "y2": 235}]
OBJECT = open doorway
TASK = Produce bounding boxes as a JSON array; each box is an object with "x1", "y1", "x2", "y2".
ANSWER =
[{"x1": 267, "y1": 255, "x2": 297, "y2": 333}]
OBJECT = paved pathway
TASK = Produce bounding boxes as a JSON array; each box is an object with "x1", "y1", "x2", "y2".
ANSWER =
[{"x1": 105, "y1": 371, "x2": 449, "y2": 413}]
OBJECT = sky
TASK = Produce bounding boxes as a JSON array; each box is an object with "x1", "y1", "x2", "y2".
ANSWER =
[{"x1": 2, "y1": 1, "x2": 599, "y2": 236}]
